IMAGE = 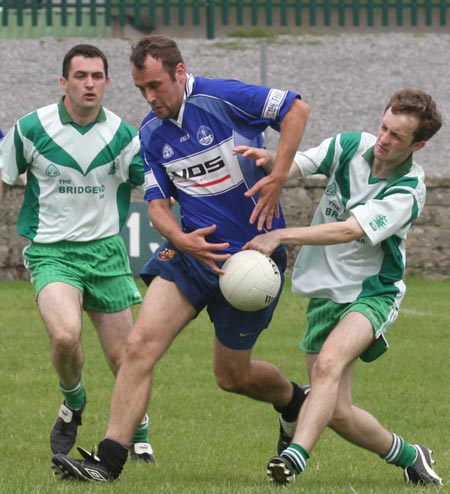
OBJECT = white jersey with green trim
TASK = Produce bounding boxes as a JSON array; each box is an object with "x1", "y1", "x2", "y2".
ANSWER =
[
  {"x1": 0, "y1": 102, "x2": 143, "y2": 243},
  {"x1": 292, "y1": 131, "x2": 426, "y2": 304}
]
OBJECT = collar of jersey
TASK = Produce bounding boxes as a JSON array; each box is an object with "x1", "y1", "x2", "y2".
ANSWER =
[
  {"x1": 58, "y1": 96, "x2": 106, "y2": 126},
  {"x1": 363, "y1": 145, "x2": 413, "y2": 183},
  {"x1": 169, "y1": 73, "x2": 195, "y2": 127}
]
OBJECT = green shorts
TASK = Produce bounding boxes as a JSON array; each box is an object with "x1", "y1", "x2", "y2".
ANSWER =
[
  {"x1": 300, "y1": 296, "x2": 399, "y2": 362},
  {"x1": 23, "y1": 235, "x2": 143, "y2": 313}
]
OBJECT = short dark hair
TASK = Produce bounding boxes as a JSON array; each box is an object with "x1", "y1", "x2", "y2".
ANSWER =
[
  {"x1": 384, "y1": 89, "x2": 442, "y2": 143},
  {"x1": 62, "y1": 44, "x2": 109, "y2": 79},
  {"x1": 130, "y1": 34, "x2": 184, "y2": 81}
]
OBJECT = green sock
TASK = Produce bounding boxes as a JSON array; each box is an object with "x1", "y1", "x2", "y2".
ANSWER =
[
  {"x1": 59, "y1": 379, "x2": 86, "y2": 410},
  {"x1": 381, "y1": 433, "x2": 417, "y2": 468},
  {"x1": 131, "y1": 414, "x2": 149, "y2": 444},
  {"x1": 283, "y1": 443, "x2": 310, "y2": 474}
]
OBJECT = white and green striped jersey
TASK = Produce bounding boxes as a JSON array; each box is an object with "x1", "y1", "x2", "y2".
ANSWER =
[
  {"x1": 292, "y1": 131, "x2": 426, "y2": 304},
  {"x1": 0, "y1": 98, "x2": 144, "y2": 242}
]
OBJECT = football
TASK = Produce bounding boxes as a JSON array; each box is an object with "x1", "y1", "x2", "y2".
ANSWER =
[{"x1": 219, "y1": 250, "x2": 281, "y2": 311}]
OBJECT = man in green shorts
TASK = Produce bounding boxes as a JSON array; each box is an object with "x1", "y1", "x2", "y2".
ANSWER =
[
  {"x1": 236, "y1": 89, "x2": 443, "y2": 486},
  {"x1": 0, "y1": 44, "x2": 154, "y2": 463}
]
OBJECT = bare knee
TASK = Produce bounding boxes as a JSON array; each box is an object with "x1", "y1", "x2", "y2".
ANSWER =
[
  {"x1": 215, "y1": 368, "x2": 247, "y2": 394},
  {"x1": 126, "y1": 331, "x2": 149, "y2": 359},
  {"x1": 124, "y1": 328, "x2": 161, "y2": 371},
  {"x1": 50, "y1": 327, "x2": 80, "y2": 354},
  {"x1": 104, "y1": 350, "x2": 126, "y2": 375},
  {"x1": 312, "y1": 352, "x2": 344, "y2": 382}
]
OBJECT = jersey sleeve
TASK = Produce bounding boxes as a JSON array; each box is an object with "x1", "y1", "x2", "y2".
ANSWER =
[
  {"x1": 0, "y1": 124, "x2": 28, "y2": 185},
  {"x1": 193, "y1": 77, "x2": 301, "y2": 135},
  {"x1": 293, "y1": 135, "x2": 338, "y2": 177},
  {"x1": 351, "y1": 180, "x2": 426, "y2": 245},
  {"x1": 294, "y1": 132, "x2": 367, "y2": 179},
  {"x1": 125, "y1": 138, "x2": 144, "y2": 187},
  {"x1": 142, "y1": 149, "x2": 177, "y2": 201},
  {"x1": 109, "y1": 121, "x2": 144, "y2": 187}
]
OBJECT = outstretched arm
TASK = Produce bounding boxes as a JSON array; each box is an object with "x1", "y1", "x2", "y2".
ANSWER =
[
  {"x1": 244, "y1": 98, "x2": 309, "y2": 231},
  {"x1": 243, "y1": 216, "x2": 365, "y2": 256},
  {"x1": 233, "y1": 146, "x2": 302, "y2": 181}
]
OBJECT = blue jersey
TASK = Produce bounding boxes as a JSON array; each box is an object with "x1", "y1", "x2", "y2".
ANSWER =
[{"x1": 140, "y1": 74, "x2": 301, "y2": 253}]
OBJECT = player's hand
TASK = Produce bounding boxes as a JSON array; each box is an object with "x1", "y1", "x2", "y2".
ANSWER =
[
  {"x1": 176, "y1": 224, "x2": 230, "y2": 274},
  {"x1": 233, "y1": 145, "x2": 275, "y2": 172},
  {"x1": 245, "y1": 174, "x2": 283, "y2": 231},
  {"x1": 242, "y1": 230, "x2": 281, "y2": 256}
]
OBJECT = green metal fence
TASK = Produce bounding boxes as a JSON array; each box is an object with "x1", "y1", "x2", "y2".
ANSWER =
[{"x1": 1, "y1": 1, "x2": 449, "y2": 39}]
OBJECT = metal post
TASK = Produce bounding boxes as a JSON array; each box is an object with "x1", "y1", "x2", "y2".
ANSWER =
[
  {"x1": 260, "y1": 41, "x2": 267, "y2": 86},
  {"x1": 206, "y1": 0, "x2": 215, "y2": 39}
]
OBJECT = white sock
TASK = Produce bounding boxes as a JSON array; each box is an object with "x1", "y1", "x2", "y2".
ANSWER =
[{"x1": 280, "y1": 416, "x2": 297, "y2": 436}]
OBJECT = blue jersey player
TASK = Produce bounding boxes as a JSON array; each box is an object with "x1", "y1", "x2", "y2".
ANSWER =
[{"x1": 51, "y1": 34, "x2": 310, "y2": 482}]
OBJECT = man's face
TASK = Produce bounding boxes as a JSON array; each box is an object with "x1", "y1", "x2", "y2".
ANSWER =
[
  {"x1": 374, "y1": 108, "x2": 425, "y2": 165},
  {"x1": 132, "y1": 55, "x2": 186, "y2": 120},
  {"x1": 60, "y1": 56, "x2": 109, "y2": 115}
]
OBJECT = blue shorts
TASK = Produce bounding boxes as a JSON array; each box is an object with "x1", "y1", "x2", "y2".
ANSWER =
[{"x1": 140, "y1": 242, "x2": 287, "y2": 350}]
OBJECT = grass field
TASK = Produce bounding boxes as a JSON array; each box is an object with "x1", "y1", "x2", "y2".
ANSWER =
[{"x1": 0, "y1": 276, "x2": 449, "y2": 494}]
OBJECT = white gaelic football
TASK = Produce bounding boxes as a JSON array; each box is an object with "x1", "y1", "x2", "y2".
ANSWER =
[{"x1": 219, "y1": 250, "x2": 281, "y2": 311}]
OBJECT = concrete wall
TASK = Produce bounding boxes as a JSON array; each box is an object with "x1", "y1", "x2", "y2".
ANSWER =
[{"x1": 2, "y1": 177, "x2": 449, "y2": 280}]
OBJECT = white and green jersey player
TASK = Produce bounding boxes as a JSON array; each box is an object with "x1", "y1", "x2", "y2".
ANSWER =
[
  {"x1": 291, "y1": 131, "x2": 426, "y2": 360},
  {"x1": 0, "y1": 96, "x2": 144, "y2": 311},
  {"x1": 0, "y1": 45, "x2": 156, "y2": 463},
  {"x1": 292, "y1": 130, "x2": 425, "y2": 304},
  {"x1": 1, "y1": 97, "x2": 143, "y2": 243}
]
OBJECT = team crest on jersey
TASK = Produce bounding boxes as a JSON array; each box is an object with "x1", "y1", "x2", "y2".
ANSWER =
[
  {"x1": 163, "y1": 143, "x2": 174, "y2": 159},
  {"x1": 157, "y1": 247, "x2": 177, "y2": 261},
  {"x1": 45, "y1": 164, "x2": 60, "y2": 177},
  {"x1": 197, "y1": 126, "x2": 214, "y2": 146},
  {"x1": 369, "y1": 214, "x2": 388, "y2": 232},
  {"x1": 325, "y1": 183, "x2": 337, "y2": 196}
]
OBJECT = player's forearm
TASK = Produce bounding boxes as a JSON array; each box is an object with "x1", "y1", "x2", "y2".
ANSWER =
[
  {"x1": 255, "y1": 149, "x2": 301, "y2": 182},
  {"x1": 286, "y1": 162, "x2": 302, "y2": 181},
  {"x1": 148, "y1": 199, "x2": 184, "y2": 245},
  {"x1": 272, "y1": 99, "x2": 309, "y2": 181},
  {"x1": 279, "y1": 217, "x2": 364, "y2": 245}
]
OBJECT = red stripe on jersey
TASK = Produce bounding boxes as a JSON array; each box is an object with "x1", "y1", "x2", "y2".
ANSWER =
[{"x1": 194, "y1": 174, "x2": 231, "y2": 187}]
